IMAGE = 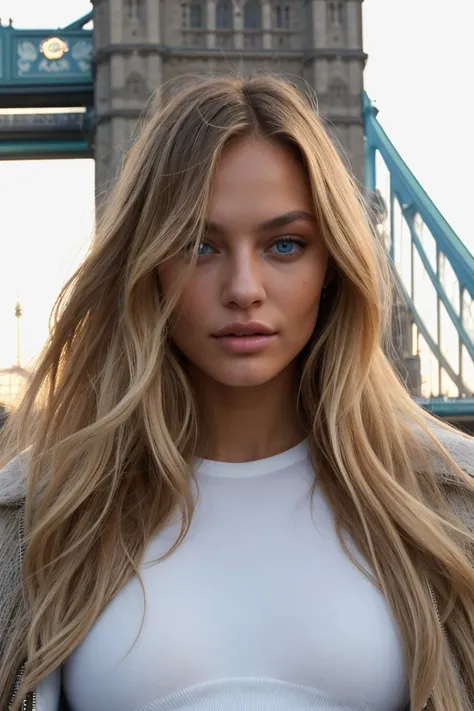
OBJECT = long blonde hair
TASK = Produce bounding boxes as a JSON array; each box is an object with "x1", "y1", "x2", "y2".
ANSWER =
[{"x1": 1, "y1": 74, "x2": 474, "y2": 711}]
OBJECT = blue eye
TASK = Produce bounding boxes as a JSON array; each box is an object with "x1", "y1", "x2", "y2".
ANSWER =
[
  {"x1": 271, "y1": 239, "x2": 302, "y2": 255},
  {"x1": 197, "y1": 242, "x2": 214, "y2": 256}
]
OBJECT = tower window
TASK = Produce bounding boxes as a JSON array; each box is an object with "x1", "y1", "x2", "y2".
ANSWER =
[
  {"x1": 329, "y1": 80, "x2": 347, "y2": 106},
  {"x1": 125, "y1": 0, "x2": 144, "y2": 20},
  {"x1": 275, "y1": 4, "x2": 290, "y2": 29},
  {"x1": 189, "y1": 2, "x2": 204, "y2": 28},
  {"x1": 244, "y1": 0, "x2": 262, "y2": 30},
  {"x1": 216, "y1": 0, "x2": 233, "y2": 29},
  {"x1": 182, "y1": 2, "x2": 204, "y2": 28},
  {"x1": 337, "y1": 2, "x2": 345, "y2": 24},
  {"x1": 328, "y1": 1, "x2": 345, "y2": 25},
  {"x1": 130, "y1": 77, "x2": 140, "y2": 96}
]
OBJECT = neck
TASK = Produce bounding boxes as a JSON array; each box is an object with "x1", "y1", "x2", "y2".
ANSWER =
[{"x1": 192, "y1": 366, "x2": 306, "y2": 463}]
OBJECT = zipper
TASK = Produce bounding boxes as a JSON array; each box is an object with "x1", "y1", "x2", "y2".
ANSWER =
[
  {"x1": 7, "y1": 507, "x2": 37, "y2": 711},
  {"x1": 6, "y1": 662, "x2": 25, "y2": 711},
  {"x1": 422, "y1": 575, "x2": 448, "y2": 710}
]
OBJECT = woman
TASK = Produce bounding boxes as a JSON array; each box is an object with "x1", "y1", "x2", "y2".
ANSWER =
[{"x1": 1, "y1": 74, "x2": 474, "y2": 711}]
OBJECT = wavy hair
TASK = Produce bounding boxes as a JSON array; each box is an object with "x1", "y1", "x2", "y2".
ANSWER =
[{"x1": 1, "y1": 74, "x2": 474, "y2": 711}]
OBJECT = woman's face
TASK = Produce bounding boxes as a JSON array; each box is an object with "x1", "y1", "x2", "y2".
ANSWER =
[{"x1": 159, "y1": 135, "x2": 329, "y2": 389}]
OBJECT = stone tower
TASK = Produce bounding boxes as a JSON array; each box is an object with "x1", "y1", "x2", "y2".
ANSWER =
[{"x1": 92, "y1": 0, "x2": 366, "y2": 194}]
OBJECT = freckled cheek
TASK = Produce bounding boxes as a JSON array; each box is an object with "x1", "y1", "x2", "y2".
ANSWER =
[
  {"x1": 170, "y1": 280, "x2": 212, "y2": 334},
  {"x1": 277, "y1": 277, "x2": 323, "y2": 316},
  {"x1": 280, "y1": 283, "x2": 323, "y2": 342}
]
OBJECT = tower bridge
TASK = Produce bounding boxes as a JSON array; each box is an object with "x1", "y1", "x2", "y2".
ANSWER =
[{"x1": 0, "y1": 2, "x2": 473, "y2": 428}]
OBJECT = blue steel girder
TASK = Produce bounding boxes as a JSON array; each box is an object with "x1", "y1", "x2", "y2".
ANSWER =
[
  {"x1": 362, "y1": 91, "x2": 474, "y2": 398},
  {"x1": 395, "y1": 271, "x2": 470, "y2": 396},
  {"x1": 363, "y1": 92, "x2": 474, "y2": 300},
  {"x1": 64, "y1": 11, "x2": 93, "y2": 30},
  {"x1": 0, "y1": 108, "x2": 94, "y2": 160},
  {"x1": 0, "y1": 140, "x2": 92, "y2": 160},
  {"x1": 416, "y1": 397, "x2": 474, "y2": 419},
  {"x1": 400, "y1": 204, "x2": 474, "y2": 363}
]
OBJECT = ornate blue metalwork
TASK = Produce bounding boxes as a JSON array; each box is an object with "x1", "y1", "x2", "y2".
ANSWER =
[
  {"x1": 363, "y1": 92, "x2": 474, "y2": 399},
  {"x1": 0, "y1": 12, "x2": 94, "y2": 158},
  {"x1": 0, "y1": 18, "x2": 92, "y2": 97}
]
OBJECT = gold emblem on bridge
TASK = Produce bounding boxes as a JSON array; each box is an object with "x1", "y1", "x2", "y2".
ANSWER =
[{"x1": 41, "y1": 37, "x2": 69, "y2": 60}]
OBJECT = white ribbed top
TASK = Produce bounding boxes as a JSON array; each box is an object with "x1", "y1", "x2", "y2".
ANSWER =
[
  {"x1": 138, "y1": 677, "x2": 373, "y2": 711},
  {"x1": 36, "y1": 440, "x2": 409, "y2": 711}
]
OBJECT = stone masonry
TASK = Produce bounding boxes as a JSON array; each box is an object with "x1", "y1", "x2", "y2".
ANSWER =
[{"x1": 91, "y1": 0, "x2": 366, "y2": 194}]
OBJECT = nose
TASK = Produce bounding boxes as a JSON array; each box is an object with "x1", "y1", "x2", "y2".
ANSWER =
[{"x1": 221, "y1": 249, "x2": 266, "y2": 309}]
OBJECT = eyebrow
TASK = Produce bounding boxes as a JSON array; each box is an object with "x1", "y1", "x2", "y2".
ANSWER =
[{"x1": 205, "y1": 210, "x2": 317, "y2": 234}]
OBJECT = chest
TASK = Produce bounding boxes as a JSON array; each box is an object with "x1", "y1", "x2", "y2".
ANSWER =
[{"x1": 61, "y1": 473, "x2": 409, "y2": 711}]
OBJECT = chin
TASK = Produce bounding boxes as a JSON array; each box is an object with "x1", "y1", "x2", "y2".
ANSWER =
[
  {"x1": 206, "y1": 361, "x2": 287, "y2": 388},
  {"x1": 217, "y1": 374, "x2": 275, "y2": 388}
]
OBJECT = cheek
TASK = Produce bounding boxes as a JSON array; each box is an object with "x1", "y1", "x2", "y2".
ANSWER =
[
  {"x1": 279, "y1": 273, "x2": 324, "y2": 316},
  {"x1": 298, "y1": 287, "x2": 322, "y2": 331},
  {"x1": 298, "y1": 255, "x2": 327, "y2": 311},
  {"x1": 159, "y1": 262, "x2": 208, "y2": 330},
  {"x1": 278, "y1": 277, "x2": 325, "y2": 343},
  {"x1": 169, "y1": 277, "x2": 210, "y2": 336}
]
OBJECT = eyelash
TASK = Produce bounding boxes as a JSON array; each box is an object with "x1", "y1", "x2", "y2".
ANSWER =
[{"x1": 196, "y1": 237, "x2": 307, "y2": 257}]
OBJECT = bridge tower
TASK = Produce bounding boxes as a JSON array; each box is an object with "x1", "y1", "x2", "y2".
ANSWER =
[{"x1": 92, "y1": 0, "x2": 366, "y2": 192}]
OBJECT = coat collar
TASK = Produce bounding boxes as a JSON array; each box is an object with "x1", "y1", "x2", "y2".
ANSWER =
[{"x1": 0, "y1": 448, "x2": 30, "y2": 507}]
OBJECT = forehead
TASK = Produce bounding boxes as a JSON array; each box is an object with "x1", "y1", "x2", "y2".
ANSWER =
[{"x1": 207, "y1": 136, "x2": 314, "y2": 228}]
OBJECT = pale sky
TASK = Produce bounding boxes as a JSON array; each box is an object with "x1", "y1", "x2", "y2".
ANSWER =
[{"x1": 0, "y1": 0, "x2": 472, "y2": 389}]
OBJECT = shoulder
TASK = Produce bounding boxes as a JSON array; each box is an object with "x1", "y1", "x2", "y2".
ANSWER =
[
  {"x1": 0, "y1": 458, "x2": 25, "y2": 704},
  {"x1": 0, "y1": 456, "x2": 26, "y2": 649},
  {"x1": 0, "y1": 450, "x2": 30, "y2": 508},
  {"x1": 0, "y1": 452, "x2": 30, "y2": 645},
  {"x1": 413, "y1": 420, "x2": 474, "y2": 534},
  {"x1": 420, "y1": 421, "x2": 474, "y2": 480}
]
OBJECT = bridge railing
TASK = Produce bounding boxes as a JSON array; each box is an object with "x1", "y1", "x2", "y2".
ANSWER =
[
  {"x1": 363, "y1": 92, "x2": 474, "y2": 398},
  {"x1": 0, "y1": 108, "x2": 94, "y2": 159},
  {"x1": 0, "y1": 110, "x2": 93, "y2": 132}
]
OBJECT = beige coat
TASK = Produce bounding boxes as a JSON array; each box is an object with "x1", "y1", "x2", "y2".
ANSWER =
[{"x1": 1, "y1": 424, "x2": 474, "y2": 709}]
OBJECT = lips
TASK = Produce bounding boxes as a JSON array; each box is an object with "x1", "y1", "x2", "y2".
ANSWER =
[
  {"x1": 212, "y1": 322, "x2": 276, "y2": 338},
  {"x1": 224, "y1": 331, "x2": 267, "y2": 336},
  {"x1": 211, "y1": 322, "x2": 277, "y2": 355}
]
